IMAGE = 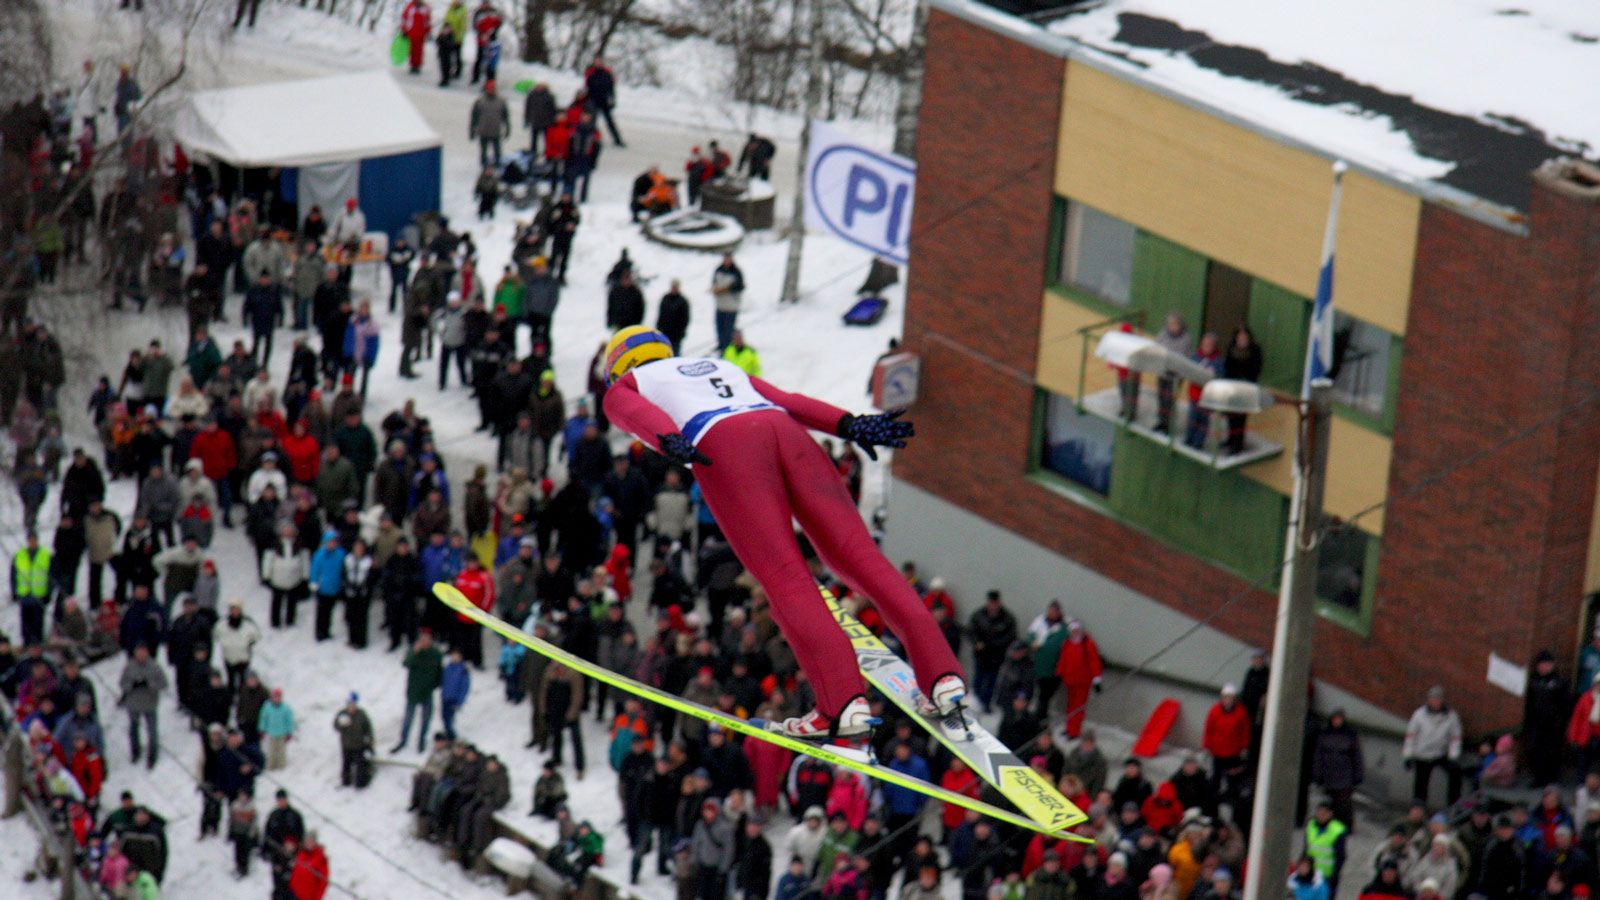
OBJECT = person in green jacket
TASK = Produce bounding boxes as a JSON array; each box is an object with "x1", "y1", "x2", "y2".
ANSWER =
[
  {"x1": 1029, "y1": 600, "x2": 1068, "y2": 718},
  {"x1": 185, "y1": 326, "x2": 222, "y2": 389},
  {"x1": 132, "y1": 868, "x2": 161, "y2": 899},
  {"x1": 493, "y1": 265, "x2": 523, "y2": 320},
  {"x1": 393, "y1": 629, "x2": 444, "y2": 753}
]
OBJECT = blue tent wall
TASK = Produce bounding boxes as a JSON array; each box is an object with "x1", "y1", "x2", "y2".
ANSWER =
[{"x1": 358, "y1": 145, "x2": 442, "y2": 238}]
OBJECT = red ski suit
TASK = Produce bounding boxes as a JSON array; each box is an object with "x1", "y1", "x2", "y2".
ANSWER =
[{"x1": 604, "y1": 359, "x2": 961, "y2": 718}]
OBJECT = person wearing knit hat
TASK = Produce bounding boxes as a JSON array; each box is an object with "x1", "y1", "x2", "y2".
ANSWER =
[
  {"x1": 1203, "y1": 683, "x2": 1252, "y2": 797},
  {"x1": 1404, "y1": 685, "x2": 1464, "y2": 806},
  {"x1": 335, "y1": 692, "x2": 374, "y2": 788},
  {"x1": 1525, "y1": 648, "x2": 1570, "y2": 786},
  {"x1": 693, "y1": 793, "x2": 735, "y2": 896}
]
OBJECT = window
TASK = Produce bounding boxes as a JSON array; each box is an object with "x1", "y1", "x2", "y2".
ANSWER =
[
  {"x1": 1329, "y1": 314, "x2": 1394, "y2": 418},
  {"x1": 1037, "y1": 391, "x2": 1116, "y2": 495},
  {"x1": 1316, "y1": 519, "x2": 1372, "y2": 613},
  {"x1": 1058, "y1": 201, "x2": 1136, "y2": 306}
]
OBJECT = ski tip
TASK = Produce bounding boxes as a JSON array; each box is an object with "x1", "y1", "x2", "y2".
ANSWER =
[{"x1": 432, "y1": 582, "x2": 467, "y2": 607}]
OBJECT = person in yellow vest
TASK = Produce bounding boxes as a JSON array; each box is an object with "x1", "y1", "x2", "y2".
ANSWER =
[
  {"x1": 11, "y1": 529, "x2": 52, "y2": 646},
  {"x1": 720, "y1": 329, "x2": 761, "y2": 378},
  {"x1": 1304, "y1": 799, "x2": 1349, "y2": 893}
]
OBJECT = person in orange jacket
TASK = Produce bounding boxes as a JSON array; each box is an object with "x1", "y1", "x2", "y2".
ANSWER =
[
  {"x1": 1202, "y1": 683, "x2": 1253, "y2": 794},
  {"x1": 1053, "y1": 619, "x2": 1103, "y2": 739},
  {"x1": 452, "y1": 555, "x2": 494, "y2": 667}
]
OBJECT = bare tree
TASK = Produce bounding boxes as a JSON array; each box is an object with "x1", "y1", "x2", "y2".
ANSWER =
[
  {"x1": 521, "y1": 0, "x2": 552, "y2": 63},
  {"x1": 2, "y1": 0, "x2": 223, "y2": 370}
]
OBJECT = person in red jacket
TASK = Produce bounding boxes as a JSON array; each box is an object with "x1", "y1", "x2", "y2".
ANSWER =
[
  {"x1": 68, "y1": 737, "x2": 105, "y2": 813},
  {"x1": 469, "y1": 1, "x2": 502, "y2": 84},
  {"x1": 1568, "y1": 676, "x2": 1600, "y2": 774},
  {"x1": 1140, "y1": 781, "x2": 1183, "y2": 837},
  {"x1": 289, "y1": 830, "x2": 330, "y2": 900},
  {"x1": 399, "y1": 0, "x2": 432, "y2": 74},
  {"x1": 1202, "y1": 683, "x2": 1252, "y2": 794},
  {"x1": 937, "y1": 758, "x2": 980, "y2": 837},
  {"x1": 452, "y1": 555, "x2": 494, "y2": 667},
  {"x1": 1053, "y1": 619, "x2": 1103, "y2": 739},
  {"x1": 922, "y1": 577, "x2": 956, "y2": 620},
  {"x1": 189, "y1": 418, "x2": 237, "y2": 526},
  {"x1": 280, "y1": 420, "x2": 321, "y2": 485}
]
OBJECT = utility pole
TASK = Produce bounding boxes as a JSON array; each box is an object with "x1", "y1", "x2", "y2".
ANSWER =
[
  {"x1": 1242, "y1": 380, "x2": 1332, "y2": 898},
  {"x1": 780, "y1": 0, "x2": 824, "y2": 305}
]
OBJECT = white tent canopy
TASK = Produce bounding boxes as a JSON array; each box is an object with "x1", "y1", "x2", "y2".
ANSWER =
[{"x1": 177, "y1": 70, "x2": 440, "y2": 168}]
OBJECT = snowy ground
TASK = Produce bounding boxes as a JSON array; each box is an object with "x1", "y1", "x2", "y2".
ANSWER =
[
  {"x1": 0, "y1": 4, "x2": 1392, "y2": 898},
  {"x1": 1, "y1": 3, "x2": 907, "y2": 899}
]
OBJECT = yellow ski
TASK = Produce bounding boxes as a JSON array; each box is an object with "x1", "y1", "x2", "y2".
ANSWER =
[
  {"x1": 823, "y1": 590, "x2": 1089, "y2": 834},
  {"x1": 432, "y1": 583, "x2": 1077, "y2": 840}
]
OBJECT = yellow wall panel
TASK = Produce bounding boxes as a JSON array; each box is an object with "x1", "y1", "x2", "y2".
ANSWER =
[
  {"x1": 1055, "y1": 62, "x2": 1419, "y2": 337},
  {"x1": 1036, "y1": 291, "x2": 1124, "y2": 398},
  {"x1": 1585, "y1": 455, "x2": 1600, "y2": 594},
  {"x1": 1238, "y1": 409, "x2": 1388, "y2": 535}
]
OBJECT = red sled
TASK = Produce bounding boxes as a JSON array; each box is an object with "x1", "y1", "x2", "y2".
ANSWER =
[{"x1": 1132, "y1": 698, "x2": 1181, "y2": 757}]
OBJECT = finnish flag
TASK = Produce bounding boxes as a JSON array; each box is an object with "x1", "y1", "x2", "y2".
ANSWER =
[{"x1": 1303, "y1": 161, "x2": 1346, "y2": 397}]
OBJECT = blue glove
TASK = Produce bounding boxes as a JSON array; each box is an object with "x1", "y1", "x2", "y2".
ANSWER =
[
  {"x1": 658, "y1": 432, "x2": 712, "y2": 467},
  {"x1": 838, "y1": 408, "x2": 914, "y2": 461}
]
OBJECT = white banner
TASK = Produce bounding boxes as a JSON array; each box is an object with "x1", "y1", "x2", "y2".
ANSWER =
[{"x1": 804, "y1": 121, "x2": 916, "y2": 265}]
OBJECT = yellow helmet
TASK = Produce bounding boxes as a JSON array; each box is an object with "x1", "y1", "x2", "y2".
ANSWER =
[{"x1": 604, "y1": 326, "x2": 674, "y2": 384}]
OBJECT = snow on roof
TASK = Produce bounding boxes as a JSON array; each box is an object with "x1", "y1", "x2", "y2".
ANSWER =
[
  {"x1": 1025, "y1": 0, "x2": 1600, "y2": 211},
  {"x1": 178, "y1": 70, "x2": 440, "y2": 168}
]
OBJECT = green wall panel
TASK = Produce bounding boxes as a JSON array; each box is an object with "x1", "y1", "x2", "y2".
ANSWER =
[
  {"x1": 1247, "y1": 279, "x2": 1310, "y2": 394},
  {"x1": 1108, "y1": 432, "x2": 1288, "y2": 581},
  {"x1": 1130, "y1": 232, "x2": 1208, "y2": 333}
]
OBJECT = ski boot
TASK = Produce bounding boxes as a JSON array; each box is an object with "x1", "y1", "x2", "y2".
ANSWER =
[
  {"x1": 923, "y1": 673, "x2": 975, "y2": 740},
  {"x1": 767, "y1": 695, "x2": 879, "y2": 742}
]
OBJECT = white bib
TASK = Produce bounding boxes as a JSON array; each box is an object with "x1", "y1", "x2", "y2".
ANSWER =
[{"x1": 630, "y1": 358, "x2": 775, "y2": 444}]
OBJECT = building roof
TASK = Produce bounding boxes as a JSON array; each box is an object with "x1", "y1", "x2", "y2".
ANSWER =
[
  {"x1": 176, "y1": 71, "x2": 440, "y2": 168},
  {"x1": 953, "y1": 0, "x2": 1599, "y2": 213}
]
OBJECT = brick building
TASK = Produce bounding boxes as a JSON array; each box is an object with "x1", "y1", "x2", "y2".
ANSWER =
[{"x1": 884, "y1": 0, "x2": 1600, "y2": 746}]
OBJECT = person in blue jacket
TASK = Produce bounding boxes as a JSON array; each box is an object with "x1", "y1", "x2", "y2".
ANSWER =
[
  {"x1": 309, "y1": 529, "x2": 347, "y2": 642},
  {"x1": 342, "y1": 299, "x2": 381, "y2": 398},
  {"x1": 418, "y1": 531, "x2": 464, "y2": 635},
  {"x1": 439, "y1": 648, "x2": 471, "y2": 739},
  {"x1": 881, "y1": 741, "x2": 930, "y2": 862}
]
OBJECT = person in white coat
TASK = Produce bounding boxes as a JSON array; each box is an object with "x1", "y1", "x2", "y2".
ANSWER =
[
  {"x1": 246, "y1": 453, "x2": 289, "y2": 505},
  {"x1": 782, "y1": 806, "x2": 826, "y2": 876},
  {"x1": 216, "y1": 599, "x2": 262, "y2": 694},
  {"x1": 261, "y1": 524, "x2": 310, "y2": 629},
  {"x1": 1402, "y1": 685, "x2": 1463, "y2": 806},
  {"x1": 330, "y1": 198, "x2": 367, "y2": 246}
]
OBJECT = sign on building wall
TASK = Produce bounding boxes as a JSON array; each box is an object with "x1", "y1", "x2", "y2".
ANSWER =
[
  {"x1": 805, "y1": 121, "x2": 916, "y2": 264},
  {"x1": 872, "y1": 352, "x2": 921, "y2": 409}
]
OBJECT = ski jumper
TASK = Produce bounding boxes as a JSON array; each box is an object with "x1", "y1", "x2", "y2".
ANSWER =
[{"x1": 604, "y1": 358, "x2": 961, "y2": 719}]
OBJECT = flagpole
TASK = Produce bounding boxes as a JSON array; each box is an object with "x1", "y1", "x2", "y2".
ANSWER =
[{"x1": 1242, "y1": 160, "x2": 1343, "y2": 900}]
